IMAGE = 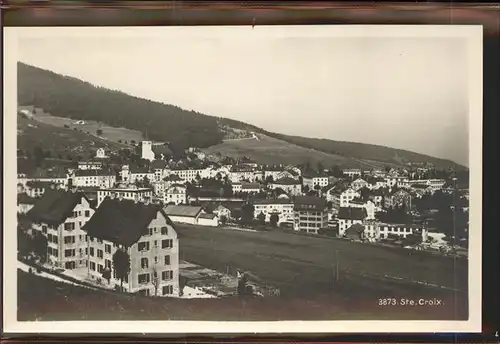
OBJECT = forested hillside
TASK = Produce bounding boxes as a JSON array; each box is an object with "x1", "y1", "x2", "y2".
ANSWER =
[
  {"x1": 18, "y1": 63, "x2": 465, "y2": 170},
  {"x1": 18, "y1": 63, "x2": 224, "y2": 150}
]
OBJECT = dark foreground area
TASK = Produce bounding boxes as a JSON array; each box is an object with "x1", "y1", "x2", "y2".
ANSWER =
[{"x1": 18, "y1": 269, "x2": 468, "y2": 321}]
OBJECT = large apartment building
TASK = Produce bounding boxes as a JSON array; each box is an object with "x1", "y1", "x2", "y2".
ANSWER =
[
  {"x1": 96, "y1": 186, "x2": 154, "y2": 208},
  {"x1": 293, "y1": 196, "x2": 328, "y2": 234},
  {"x1": 82, "y1": 196, "x2": 180, "y2": 297},
  {"x1": 27, "y1": 188, "x2": 95, "y2": 269}
]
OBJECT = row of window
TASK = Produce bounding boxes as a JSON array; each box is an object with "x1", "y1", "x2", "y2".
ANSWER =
[
  {"x1": 71, "y1": 210, "x2": 91, "y2": 218},
  {"x1": 48, "y1": 247, "x2": 59, "y2": 257},
  {"x1": 140, "y1": 255, "x2": 171, "y2": 268},
  {"x1": 89, "y1": 247, "x2": 104, "y2": 259},
  {"x1": 138, "y1": 239, "x2": 173, "y2": 251},
  {"x1": 297, "y1": 222, "x2": 322, "y2": 228},
  {"x1": 47, "y1": 233, "x2": 59, "y2": 244},
  {"x1": 138, "y1": 270, "x2": 174, "y2": 284}
]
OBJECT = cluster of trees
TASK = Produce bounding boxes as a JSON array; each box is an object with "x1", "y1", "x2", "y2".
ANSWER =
[{"x1": 18, "y1": 63, "x2": 224, "y2": 152}]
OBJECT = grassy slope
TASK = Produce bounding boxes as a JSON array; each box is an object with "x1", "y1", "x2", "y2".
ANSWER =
[
  {"x1": 19, "y1": 105, "x2": 144, "y2": 144},
  {"x1": 176, "y1": 225, "x2": 468, "y2": 297},
  {"x1": 202, "y1": 133, "x2": 385, "y2": 168},
  {"x1": 17, "y1": 269, "x2": 465, "y2": 321},
  {"x1": 17, "y1": 114, "x2": 128, "y2": 157}
]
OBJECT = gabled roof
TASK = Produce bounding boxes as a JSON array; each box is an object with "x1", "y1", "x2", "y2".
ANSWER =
[
  {"x1": 294, "y1": 196, "x2": 326, "y2": 211},
  {"x1": 130, "y1": 166, "x2": 152, "y2": 174},
  {"x1": 241, "y1": 182, "x2": 261, "y2": 189},
  {"x1": 254, "y1": 198, "x2": 293, "y2": 205},
  {"x1": 26, "y1": 180, "x2": 55, "y2": 189},
  {"x1": 164, "y1": 205, "x2": 203, "y2": 218},
  {"x1": 26, "y1": 190, "x2": 89, "y2": 226},
  {"x1": 82, "y1": 198, "x2": 174, "y2": 247},
  {"x1": 346, "y1": 223, "x2": 365, "y2": 234},
  {"x1": 198, "y1": 213, "x2": 217, "y2": 220},
  {"x1": 338, "y1": 207, "x2": 367, "y2": 220},
  {"x1": 75, "y1": 169, "x2": 114, "y2": 177},
  {"x1": 273, "y1": 177, "x2": 300, "y2": 185}
]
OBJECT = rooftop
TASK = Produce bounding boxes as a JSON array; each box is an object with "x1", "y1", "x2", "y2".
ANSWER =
[
  {"x1": 164, "y1": 205, "x2": 203, "y2": 218},
  {"x1": 338, "y1": 207, "x2": 367, "y2": 220},
  {"x1": 254, "y1": 199, "x2": 293, "y2": 205},
  {"x1": 273, "y1": 177, "x2": 300, "y2": 185},
  {"x1": 82, "y1": 198, "x2": 174, "y2": 247},
  {"x1": 27, "y1": 190, "x2": 89, "y2": 226}
]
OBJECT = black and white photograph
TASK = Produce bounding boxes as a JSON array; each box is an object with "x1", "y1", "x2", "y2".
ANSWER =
[{"x1": 3, "y1": 25, "x2": 482, "y2": 333}]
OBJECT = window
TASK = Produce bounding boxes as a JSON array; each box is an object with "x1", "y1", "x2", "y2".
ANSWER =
[
  {"x1": 85, "y1": 210, "x2": 90, "y2": 217},
  {"x1": 154, "y1": 256, "x2": 158, "y2": 264},
  {"x1": 154, "y1": 240, "x2": 158, "y2": 248},
  {"x1": 47, "y1": 247, "x2": 53, "y2": 255},
  {"x1": 105, "y1": 259, "x2": 112, "y2": 269},
  {"x1": 64, "y1": 236, "x2": 75, "y2": 244},
  {"x1": 90, "y1": 247, "x2": 95, "y2": 257},
  {"x1": 162, "y1": 285, "x2": 173, "y2": 295},
  {"x1": 148, "y1": 228, "x2": 153, "y2": 236},
  {"x1": 138, "y1": 273, "x2": 150, "y2": 284},
  {"x1": 162, "y1": 270, "x2": 173, "y2": 281},
  {"x1": 53, "y1": 249, "x2": 58, "y2": 257},
  {"x1": 105, "y1": 244, "x2": 111, "y2": 254},
  {"x1": 85, "y1": 247, "x2": 88, "y2": 255},
  {"x1": 97, "y1": 249, "x2": 103, "y2": 259},
  {"x1": 65, "y1": 249, "x2": 75, "y2": 257},
  {"x1": 64, "y1": 222, "x2": 75, "y2": 231},
  {"x1": 98, "y1": 264, "x2": 104, "y2": 273},
  {"x1": 162, "y1": 239, "x2": 173, "y2": 249},
  {"x1": 138, "y1": 241, "x2": 150, "y2": 252},
  {"x1": 141, "y1": 258, "x2": 149, "y2": 269},
  {"x1": 97, "y1": 239, "x2": 103, "y2": 244}
]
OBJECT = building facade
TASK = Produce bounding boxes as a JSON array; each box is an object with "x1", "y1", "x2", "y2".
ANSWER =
[{"x1": 293, "y1": 196, "x2": 328, "y2": 234}]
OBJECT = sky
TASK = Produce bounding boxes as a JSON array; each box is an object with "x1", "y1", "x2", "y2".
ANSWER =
[{"x1": 17, "y1": 28, "x2": 470, "y2": 166}]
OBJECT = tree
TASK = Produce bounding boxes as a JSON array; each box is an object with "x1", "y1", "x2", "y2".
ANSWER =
[
  {"x1": 113, "y1": 248, "x2": 131, "y2": 292},
  {"x1": 96, "y1": 129, "x2": 103, "y2": 136},
  {"x1": 314, "y1": 184, "x2": 321, "y2": 196},
  {"x1": 220, "y1": 215, "x2": 228, "y2": 226},
  {"x1": 270, "y1": 213, "x2": 279, "y2": 227},
  {"x1": 151, "y1": 266, "x2": 160, "y2": 296},
  {"x1": 257, "y1": 212, "x2": 266, "y2": 225},
  {"x1": 216, "y1": 172, "x2": 222, "y2": 181},
  {"x1": 32, "y1": 231, "x2": 48, "y2": 263},
  {"x1": 241, "y1": 204, "x2": 255, "y2": 224},
  {"x1": 102, "y1": 267, "x2": 111, "y2": 284},
  {"x1": 303, "y1": 185, "x2": 310, "y2": 193}
]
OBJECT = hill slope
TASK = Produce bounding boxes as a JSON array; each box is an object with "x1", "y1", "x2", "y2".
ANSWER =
[{"x1": 18, "y1": 62, "x2": 465, "y2": 169}]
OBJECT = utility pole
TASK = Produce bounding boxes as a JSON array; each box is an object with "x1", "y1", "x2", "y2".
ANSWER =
[{"x1": 333, "y1": 249, "x2": 340, "y2": 285}]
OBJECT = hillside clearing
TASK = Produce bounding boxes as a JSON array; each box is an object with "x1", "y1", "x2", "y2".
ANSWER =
[{"x1": 203, "y1": 133, "x2": 381, "y2": 168}]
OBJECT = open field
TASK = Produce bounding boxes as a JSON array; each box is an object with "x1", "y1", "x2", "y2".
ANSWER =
[
  {"x1": 17, "y1": 270, "x2": 465, "y2": 321},
  {"x1": 202, "y1": 133, "x2": 383, "y2": 168},
  {"x1": 17, "y1": 115, "x2": 129, "y2": 158},
  {"x1": 19, "y1": 105, "x2": 144, "y2": 144},
  {"x1": 176, "y1": 225, "x2": 468, "y2": 298}
]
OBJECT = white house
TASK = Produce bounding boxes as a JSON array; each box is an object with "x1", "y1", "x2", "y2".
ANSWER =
[
  {"x1": 197, "y1": 213, "x2": 219, "y2": 227},
  {"x1": 96, "y1": 186, "x2": 154, "y2": 208},
  {"x1": 253, "y1": 199, "x2": 294, "y2": 223},
  {"x1": 269, "y1": 177, "x2": 302, "y2": 196},
  {"x1": 78, "y1": 161, "x2": 103, "y2": 171},
  {"x1": 95, "y1": 148, "x2": 108, "y2": 159},
  {"x1": 302, "y1": 174, "x2": 329, "y2": 190},
  {"x1": 350, "y1": 178, "x2": 370, "y2": 191},
  {"x1": 363, "y1": 221, "x2": 428, "y2": 241},
  {"x1": 342, "y1": 169, "x2": 362, "y2": 178},
  {"x1": 71, "y1": 170, "x2": 116, "y2": 189},
  {"x1": 337, "y1": 207, "x2": 367, "y2": 237},
  {"x1": 27, "y1": 189, "x2": 95, "y2": 269},
  {"x1": 293, "y1": 196, "x2": 328, "y2": 234},
  {"x1": 165, "y1": 184, "x2": 187, "y2": 205},
  {"x1": 82, "y1": 196, "x2": 180, "y2": 297}
]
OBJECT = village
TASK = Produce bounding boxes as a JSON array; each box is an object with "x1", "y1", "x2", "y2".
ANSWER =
[{"x1": 16, "y1": 139, "x2": 470, "y2": 300}]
